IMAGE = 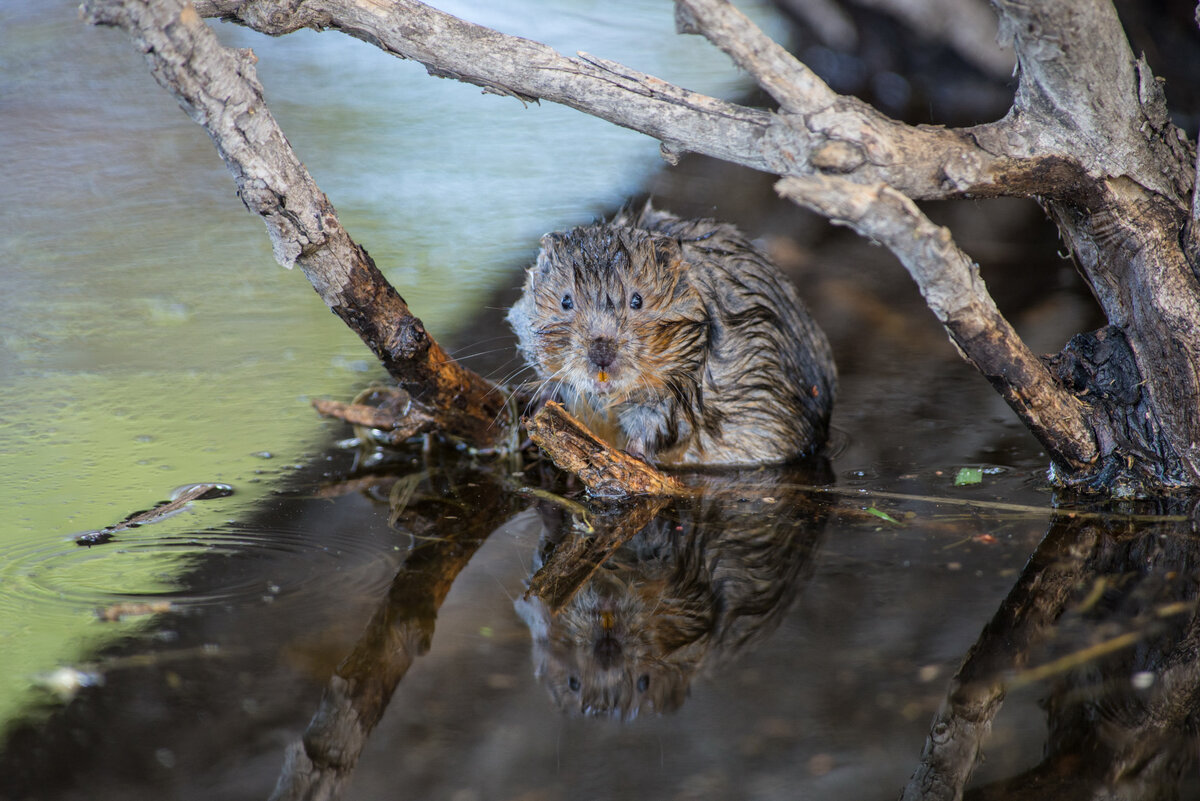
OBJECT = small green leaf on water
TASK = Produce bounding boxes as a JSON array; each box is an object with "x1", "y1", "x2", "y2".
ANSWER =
[
  {"x1": 866, "y1": 506, "x2": 902, "y2": 525},
  {"x1": 954, "y1": 467, "x2": 983, "y2": 486}
]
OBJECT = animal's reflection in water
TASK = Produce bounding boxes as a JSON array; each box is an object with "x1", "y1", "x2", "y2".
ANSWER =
[{"x1": 516, "y1": 469, "x2": 830, "y2": 719}]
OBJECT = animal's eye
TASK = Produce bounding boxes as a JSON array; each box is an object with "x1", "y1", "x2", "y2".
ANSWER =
[
  {"x1": 629, "y1": 292, "x2": 643, "y2": 310},
  {"x1": 637, "y1": 674, "x2": 650, "y2": 693},
  {"x1": 568, "y1": 676, "x2": 581, "y2": 692},
  {"x1": 561, "y1": 294, "x2": 574, "y2": 311}
]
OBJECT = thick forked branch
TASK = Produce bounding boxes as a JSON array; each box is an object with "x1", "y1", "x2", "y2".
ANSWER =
[
  {"x1": 777, "y1": 175, "x2": 1096, "y2": 470},
  {"x1": 984, "y1": 0, "x2": 1200, "y2": 490},
  {"x1": 81, "y1": 0, "x2": 512, "y2": 448},
  {"x1": 177, "y1": 0, "x2": 1123, "y2": 481},
  {"x1": 988, "y1": 0, "x2": 1191, "y2": 202},
  {"x1": 682, "y1": 0, "x2": 1199, "y2": 491},
  {"x1": 192, "y1": 0, "x2": 1070, "y2": 203}
]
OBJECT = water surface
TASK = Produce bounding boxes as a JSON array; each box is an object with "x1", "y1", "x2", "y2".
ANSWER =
[
  {"x1": 0, "y1": 0, "x2": 784, "y2": 729},
  {"x1": 3, "y1": 2, "x2": 1198, "y2": 800}
]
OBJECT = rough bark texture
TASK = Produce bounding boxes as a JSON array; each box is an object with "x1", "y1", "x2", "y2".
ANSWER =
[
  {"x1": 188, "y1": 0, "x2": 1064, "y2": 201},
  {"x1": 776, "y1": 174, "x2": 1096, "y2": 470},
  {"x1": 987, "y1": 1, "x2": 1200, "y2": 494},
  {"x1": 92, "y1": 0, "x2": 1200, "y2": 494},
  {"x1": 524, "y1": 402, "x2": 687, "y2": 499}
]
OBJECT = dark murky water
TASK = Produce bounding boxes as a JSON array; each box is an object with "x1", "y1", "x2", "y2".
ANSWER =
[
  {"x1": 8, "y1": 429, "x2": 1200, "y2": 800},
  {"x1": 5, "y1": 2, "x2": 1200, "y2": 800}
]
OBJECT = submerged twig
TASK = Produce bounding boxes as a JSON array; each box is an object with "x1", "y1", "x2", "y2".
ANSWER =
[
  {"x1": 74, "y1": 482, "x2": 232, "y2": 546},
  {"x1": 312, "y1": 396, "x2": 435, "y2": 438}
]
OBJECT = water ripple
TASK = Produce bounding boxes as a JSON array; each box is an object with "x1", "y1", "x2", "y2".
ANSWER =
[{"x1": 0, "y1": 508, "x2": 398, "y2": 625}]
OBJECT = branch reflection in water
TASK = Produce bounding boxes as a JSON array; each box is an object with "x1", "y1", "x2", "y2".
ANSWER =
[
  {"x1": 269, "y1": 453, "x2": 521, "y2": 801},
  {"x1": 267, "y1": 443, "x2": 1200, "y2": 801},
  {"x1": 268, "y1": 453, "x2": 834, "y2": 798},
  {"x1": 906, "y1": 499, "x2": 1200, "y2": 801}
]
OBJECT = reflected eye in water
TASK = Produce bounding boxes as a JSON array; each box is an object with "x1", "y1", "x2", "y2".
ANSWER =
[
  {"x1": 568, "y1": 675, "x2": 581, "y2": 692},
  {"x1": 637, "y1": 674, "x2": 650, "y2": 693}
]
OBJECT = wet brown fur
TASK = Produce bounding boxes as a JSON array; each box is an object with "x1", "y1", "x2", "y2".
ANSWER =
[{"x1": 507, "y1": 205, "x2": 836, "y2": 464}]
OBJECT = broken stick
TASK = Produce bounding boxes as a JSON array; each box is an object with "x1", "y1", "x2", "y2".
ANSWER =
[{"x1": 524, "y1": 402, "x2": 686, "y2": 499}]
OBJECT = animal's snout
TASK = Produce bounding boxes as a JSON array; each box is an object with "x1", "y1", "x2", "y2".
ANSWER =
[
  {"x1": 593, "y1": 633, "x2": 623, "y2": 670},
  {"x1": 587, "y1": 338, "x2": 618, "y2": 369}
]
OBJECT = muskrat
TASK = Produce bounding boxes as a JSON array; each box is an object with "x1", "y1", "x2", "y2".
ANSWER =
[{"x1": 507, "y1": 205, "x2": 836, "y2": 465}]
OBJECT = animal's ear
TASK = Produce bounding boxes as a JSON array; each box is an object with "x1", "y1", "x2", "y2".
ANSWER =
[
  {"x1": 535, "y1": 232, "x2": 568, "y2": 275},
  {"x1": 651, "y1": 237, "x2": 682, "y2": 270}
]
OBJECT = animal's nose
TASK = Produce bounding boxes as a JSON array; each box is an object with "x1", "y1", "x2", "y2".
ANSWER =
[
  {"x1": 588, "y1": 338, "x2": 618, "y2": 369},
  {"x1": 593, "y1": 633, "x2": 623, "y2": 670}
]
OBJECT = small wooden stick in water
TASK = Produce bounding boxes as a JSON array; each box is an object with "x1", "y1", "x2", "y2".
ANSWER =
[{"x1": 524, "y1": 401, "x2": 686, "y2": 499}]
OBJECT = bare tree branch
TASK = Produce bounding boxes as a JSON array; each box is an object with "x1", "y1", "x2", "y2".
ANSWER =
[
  {"x1": 525, "y1": 402, "x2": 687, "y2": 499},
  {"x1": 90, "y1": 0, "x2": 1200, "y2": 493},
  {"x1": 989, "y1": 0, "x2": 1191, "y2": 201},
  {"x1": 192, "y1": 0, "x2": 1067, "y2": 202},
  {"x1": 983, "y1": 0, "x2": 1200, "y2": 490},
  {"x1": 674, "y1": 0, "x2": 840, "y2": 114},
  {"x1": 81, "y1": 0, "x2": 513, "y2": 448},
  {"x1": 194, "y1": 0, "x2": 779, "y2": 172},
  {"x1": 777, "y1": 174, "x2": 1097, "y2": 469}
]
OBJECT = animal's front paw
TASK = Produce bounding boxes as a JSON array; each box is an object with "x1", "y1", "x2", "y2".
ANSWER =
[{"x1": 624, "y1": 440, "x2": 655, "y2": 465}]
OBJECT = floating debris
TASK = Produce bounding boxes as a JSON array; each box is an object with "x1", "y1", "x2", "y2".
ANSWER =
[
  {"x1": 954, "y1": 467, "x2": 983, "y2": 486},
  {"x1": 34, "y1": 666, "x2": 104, "y2": 703},
  {"x1": 96, "y1": 601, "x2": 173, "y2": 622},
  {"x1": 74, "y1": 483, "x2": 233, "y2": 546},
  {"x1": 865, "y1": 506, "x2": 903, "y2": 525}
]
